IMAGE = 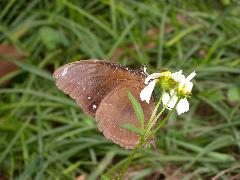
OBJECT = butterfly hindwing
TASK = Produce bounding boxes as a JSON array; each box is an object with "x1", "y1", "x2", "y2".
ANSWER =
[{"x1": 96, "y1": 80, "x2": 154, "y2": 149}]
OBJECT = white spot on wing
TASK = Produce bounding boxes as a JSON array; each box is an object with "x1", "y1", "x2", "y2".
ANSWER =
[
  {"x1": 61, "y1": 67, "x2": 68, "y2": 77},
  {"x1": 93, "y1": 105, "x2": 97, "y2": 109},
  {"x1": 88, "y1": 97, "x2": 91, "y2": 99}
]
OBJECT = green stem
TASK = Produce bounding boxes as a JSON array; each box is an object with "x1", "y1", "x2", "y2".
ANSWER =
[
  {"x1": 145, "y1": 92, "x2": 164, "y2": 133},
  {"x1": 146, "y1": 91, "x2": 176, "y2": 135},
  {"x1": 118, "y1": 138, "x2": 144, "y2": 179},
  {"x1": 117, "y1": 96, "x2": 180, "y2": 179},
  {"x1": 147, "y1": 98, "x2": 180, "y2": 139}
]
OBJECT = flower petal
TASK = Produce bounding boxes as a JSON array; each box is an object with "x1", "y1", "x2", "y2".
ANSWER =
[
  {"x1": 185, "y1": 81, "x2": 193, "y2": 93},
  {"x1": 144, "y1": 73, "x2": 162, "y2": 84},
  {"x1": 171, "y1": 70, "x2": 185, "y2": 82},
  {"x1": 176, "y1": 98, "x2": 189, "y2": 115},
  {"x1": 162, "y1": 92, "x2": 178, "y2": 109},
  {"x1": 185, "y1": 71, "x2": 196, "y2": 81},
  {"x1": 140, "y1": 79, "x2": 158, "y2": 103}
]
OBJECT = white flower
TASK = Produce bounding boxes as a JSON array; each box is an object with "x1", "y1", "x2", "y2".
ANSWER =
[
  {"x1": 186, "y1": 71, "x2": 196, "y2": 81},
  {"x1": 176, "y1": 98, "x2": 189, "y2": 115},
  {"x1": 161, "y1": 71, "x2": 196, "y2": 115},
  {"x1": 144, "y1": 73, "x2": 163, "y2": 84},
  {"x1": 140, "y1": 71, "x2": 172, "y2": 103},
  {"x1": 140, "y1": 73, "x2": 163, "y2": 104},
  {"x1": 162, "y1": 91, "x2": 189, "y2": 115},
  {"x1": 140, "y1": 70, "x2": 196, "y2": 112},
  {"x1": 177, "y1": 71, "x2": 196, "y2": 95},
  {"x1": 140, "y1": 79, "x2": 158, "y2": 103},
  {"x1": 162, "y1": 90, "x2": 177, "y2": 109},
  {"x1": 171, "y1": 70, "x2": 185, "y2": 82}
]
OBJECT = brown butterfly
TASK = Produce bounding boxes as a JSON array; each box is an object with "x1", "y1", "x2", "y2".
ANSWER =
[{"x1": 53, "y1": 60, "x2": 155, "y2": 149}]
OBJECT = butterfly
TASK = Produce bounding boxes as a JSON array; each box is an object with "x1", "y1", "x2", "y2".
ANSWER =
[{"x1": 53, "y1": 60, "x2": 155, "y2": 149}]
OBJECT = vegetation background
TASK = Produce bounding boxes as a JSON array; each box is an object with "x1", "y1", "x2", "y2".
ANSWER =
[{"x1": 1, "y1": 0, "x2": 240, "y2": 179}]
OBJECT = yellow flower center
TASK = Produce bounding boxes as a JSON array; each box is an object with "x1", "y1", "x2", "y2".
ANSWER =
[{"x1": 161, "y1": 71, "x2": 171, "y2": 77}]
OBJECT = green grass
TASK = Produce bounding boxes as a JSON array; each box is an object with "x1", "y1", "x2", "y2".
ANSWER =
[{"x1": 1, "y1": 0, "x2": 240, "y2": 179}]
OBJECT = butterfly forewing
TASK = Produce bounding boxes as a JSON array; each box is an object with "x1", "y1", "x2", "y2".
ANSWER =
[{"x1": 53, "y1": 60, "x2": 143, "y2": 116}]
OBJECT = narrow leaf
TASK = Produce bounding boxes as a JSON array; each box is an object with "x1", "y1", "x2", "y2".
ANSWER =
[
  {"x1": 128, "y1": 92, "x2": 145, "y2": 129},
  {"x1": 121, "y1": 123, "x2": 144, "y2": 137}
]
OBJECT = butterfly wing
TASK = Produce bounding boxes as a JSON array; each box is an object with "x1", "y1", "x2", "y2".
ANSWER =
[
  {"x1": 95, "y1": 80, "x2": 154, "y2": 149},
  {"x1": 53, "y1": 60, "x2": 155, "y2": 149},
  {"x1": 53, "y1": 60, "x2": 146, "y2": 116}
]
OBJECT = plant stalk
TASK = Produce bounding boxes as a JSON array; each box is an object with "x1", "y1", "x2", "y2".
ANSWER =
[{"x1": 117, "y1": 97, "x2": 180, "y2": 179}]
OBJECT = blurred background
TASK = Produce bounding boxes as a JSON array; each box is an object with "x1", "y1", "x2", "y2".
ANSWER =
[{"x1": 1, "y1": 0, "x2": 240, "y2": 179}]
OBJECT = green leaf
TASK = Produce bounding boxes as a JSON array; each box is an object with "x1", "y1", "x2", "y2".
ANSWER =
[
  {"x1": 128, "y1": 92, "x2": 145, "y2": 129},
  {"x1": 121, "y1": 123, "x2": 144, "y2": 136},
  {"x1": 227, "y1": 87, "x2": 240, "y2": 102}
]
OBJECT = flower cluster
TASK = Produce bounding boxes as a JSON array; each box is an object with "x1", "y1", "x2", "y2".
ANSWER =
[{"x1": 140, "y1": 70, "x2": 196, "y2": 115}]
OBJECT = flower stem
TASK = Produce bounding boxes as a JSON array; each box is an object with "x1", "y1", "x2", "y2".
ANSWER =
[
  {"x1": 146, "y1": 91, "x2": 176, "y2": 135},
  {"x1": 147, "y1": 98, "x2": 180, "y2": 139},
  {"x1": 145, "y1": 92, "x2": 164, "y2": 133},
  {"x1": 118, "y1": 137, "x2": 144, "y2": 179},
  {"x1": 117, "y1": 97, "x2": 180, "y2": 179}
]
